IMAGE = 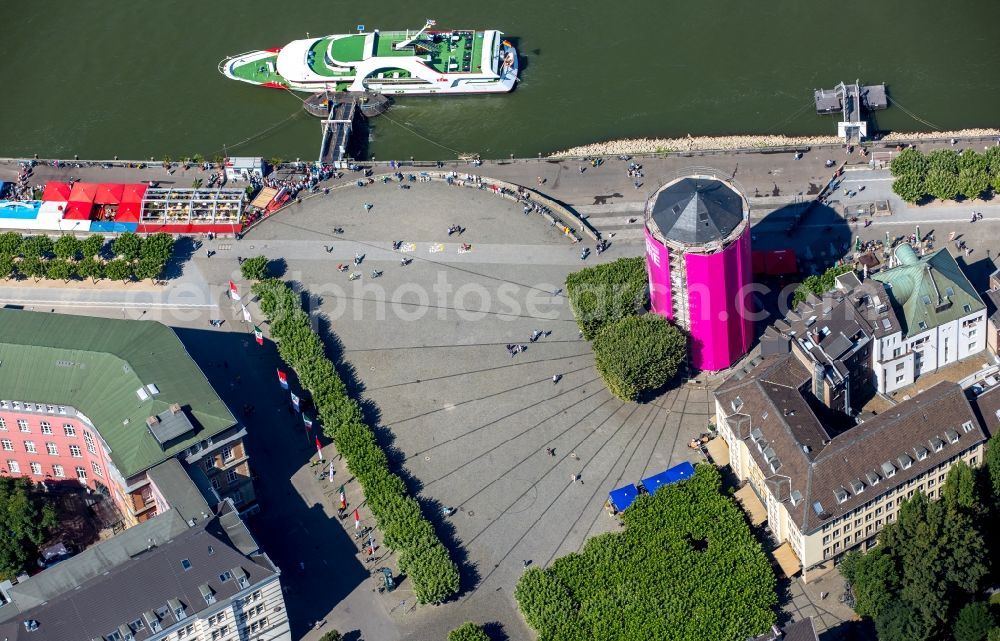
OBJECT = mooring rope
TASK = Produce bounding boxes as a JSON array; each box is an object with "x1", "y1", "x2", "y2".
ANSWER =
[
  {"x1": 379, "y1": 111, "x2": 466, "y2": 156},
  {"x1": 208, "y1": 109, "x2": 304, "y2": 155},
  {"x1": 888, "y1": 97, "x2": 941, "y2": 131}
]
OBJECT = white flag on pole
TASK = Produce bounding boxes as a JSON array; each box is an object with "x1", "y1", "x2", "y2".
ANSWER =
[
  {"x1": 242, "y1": 305, "x2": 252, "y2": 323},
  {"x1": 328, "y1": 461, "x2": 334, "y2": 483}
]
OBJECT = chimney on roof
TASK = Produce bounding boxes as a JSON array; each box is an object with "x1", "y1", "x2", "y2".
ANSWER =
[
  {"x1": 169, "y1": 403, "x2": 181, "y2": 415},
  {"x1": 146, "y1": 415, "x2": 160, "y2": 428}
]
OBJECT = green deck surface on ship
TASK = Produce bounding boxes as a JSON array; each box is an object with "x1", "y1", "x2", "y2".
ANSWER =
[
  {"x1": 229, "y1": 54, "x2": 286, "y2": 84},
  {"x1": 228, "y1": 29, "x2": 490, "y2": 86}
]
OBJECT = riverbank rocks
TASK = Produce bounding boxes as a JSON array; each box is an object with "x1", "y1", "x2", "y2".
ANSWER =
[{"x1": 550, "y1": 129, "x2": 1000, "y2": 157}]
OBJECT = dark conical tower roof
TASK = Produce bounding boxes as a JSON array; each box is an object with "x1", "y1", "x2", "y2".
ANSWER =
[{"x1": 647, "y1": 177, "x2": 745, "y2": 245}]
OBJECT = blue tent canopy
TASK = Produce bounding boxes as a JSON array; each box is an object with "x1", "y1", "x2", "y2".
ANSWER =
[
  {"x1": 640, "y1": 461, "x2": 695, "y2": 494},
  {"x1": 608, "y1": 484, "x2": 640, "y2": 512}
]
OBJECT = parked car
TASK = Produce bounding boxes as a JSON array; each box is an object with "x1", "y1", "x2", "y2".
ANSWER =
[{"x1": 37, "y1": 542, "x2": 76, "y2": 569}]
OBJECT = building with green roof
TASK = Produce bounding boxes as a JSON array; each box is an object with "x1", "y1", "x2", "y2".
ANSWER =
[
  {"x1": 869, "y1": 245, "x2": 987, "y2": 393},
  {"x1": 0, "y1": 309, "x2": 255, "y2": 526}
]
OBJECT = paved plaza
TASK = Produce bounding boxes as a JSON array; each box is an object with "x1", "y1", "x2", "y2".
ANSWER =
[{"x1": 7, "y1": 149, "x2": 1000, "y2": 639}]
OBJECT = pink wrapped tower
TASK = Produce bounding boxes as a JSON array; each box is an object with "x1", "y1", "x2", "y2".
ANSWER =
[{"x1": 644, "y1": 175, "x2": 753, "y2": 371}]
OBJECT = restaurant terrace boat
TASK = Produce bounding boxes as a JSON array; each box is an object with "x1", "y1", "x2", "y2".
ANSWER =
[{"x1": 219, "y1": 20, "x2": 518, "y2": 95}]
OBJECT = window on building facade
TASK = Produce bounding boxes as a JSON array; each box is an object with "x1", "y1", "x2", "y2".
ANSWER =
[
  {"x1": 40, "y1": 422, "x2": 52, "y2": 435},
  {"x1": 63, "y1": 424, "x2": 76, "y2": 437},
  {"x1": 249, "y1": 619, "x2": 268, "y2": 633},
  {"x1": 24, "y1": 441, "x2": 36, "y2": 453},
  {"x1": 895, "y1": 362, "x2": 904, "y2": 371},
  {"x1": 204, "y1": 458, "x2": 215, "y2": 471},
  {"x1": 250, "y1": 590, "x2": 262, "y2": 602},
  {"x1": 1, "y1": 440, "x2": 12, "y2": 451},
  {"x1": 895, "y1": 375, "x2": 905, "y2": 383},
  {"x1": 75, "y1": 466, "x2": 86, "y2": 480},
  {"x1": 8, "y1": 460, "x2": 20, "y2": 474},
  {"x1": 30, "y1": 462, "x2": 42, "y2": 475},
  {"x1": 222, "y1": 446, "x2": 234, "y2": 462},
  {"x1": 83, "y1": 431, "x2": 96, "y2": 454},
  {"x1": 0, "y1": 417, "x2": 5, "y2": 430},
  {"x1": 45, "y1": 443, "x2": 58, "y2": 456},
  {"x1": 211, "y1": 477, "x2": 221, "y2": 490},
  {"x1": 69, "y1": 444, "x2": 82, "y2": 458},
  {"x1": 91, "y1": 462, "x2": 103, "y2": 477},
  {"x1": 53, "y1": 464, "x2": 64, "y2": 478},
  {"x1": 227, "y1": 469, "x2": 238, "y2": 483},
  {"x1": 17, "y1": 419, "x2": 29, "y2": 432}
]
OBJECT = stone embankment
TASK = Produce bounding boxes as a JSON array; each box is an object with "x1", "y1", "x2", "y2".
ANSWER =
[{"x1": 552, "y1": 128, "x2": 1000, "y2": 157}]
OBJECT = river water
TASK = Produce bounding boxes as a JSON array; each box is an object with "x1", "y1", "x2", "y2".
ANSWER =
[{"x1": 1, "y1": 0, "x2": 998, "y2": 160}]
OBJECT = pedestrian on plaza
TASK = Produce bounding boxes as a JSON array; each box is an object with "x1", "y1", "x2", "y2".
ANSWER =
[
  {"x1": 545, "y1": 447, "x2": 554, "y2": 457},
  {"x1": 552, "y1": 374, "x2": 562, "y2": 384}
]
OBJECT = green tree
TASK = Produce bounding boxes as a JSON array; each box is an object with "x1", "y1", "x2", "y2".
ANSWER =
[
  {"x1": 21, "y1": 235, "x2": 54, "y2": 258},
  {"x1": 134, "y1": 257, "x2": 163, "y2": 283},
  {"x1": 792, "y1": 264, "x2": 854, "y2": 306},
  {"x1": 959, "y1": 149, "x2": 988, "y2": 173},
  {"x1": 81, "y1": 235, "x2": 105, "y2": 258},
  {"x1": 0, "y1": 254, "x2": 13, "y2": 280},
  {"x1": 986, "y1": 433, "x2": 1000, "y2": 503},
  {"x1": 317, "y1": 631, "x2": 342, "y2": 641},
  {"x1": 515, "y1": 465, "x2": 776, "y2": 641},
  {"x1": 78, "y1": 257, "x2": 105, "y2": 283},
  {"x1": 53, "y1": 235, "x2": 82, "y2": 260},
  {"x1": 891, "y1": 173, "x2": 925, "y2": 204},
  {"x1": 45, "y1": 258, "x2": 76, "y2": 282},
  {"x1": 875, "y1": 598, "x2": 933, "y2": 641},
  {"x1": 889, "y1": 147, "x2": 928, "y2": 178},
  {"x1": 448, "y1": 622, "x2": 490, "y2": 641},
  {"x1": 0, "y1": 232, "x2": 23, "y2": 256},
  {"x1": 943, "y1": 461, "x2": 981, "y2": 514},
  {"x1": 959, "y1": 168, "x2": 991, "y2": 200},
  {"x1": 18, "y1": 256, "x2": 45, "y2": 282},
  {"x1": 927, "y1": 148, "x2": 960, "y2": 174},
  {"x1": 840, "y1": 548, "x2": 899, "y2": 620},
  {"x1": 924, "y1": 167, "x2": 960, "y2": 201},
  {"x1": 140, "y1": 232, "x2": 174, "y2": 267},
  {"x1": 592, "y1": 314, "x2": 687, "y2": 401},
  {"x1": 566, "y1": 256, "x2": 649, "y2": 340},
  {"x1": 112, "y1": 232, "x2": 143, "y2": 261},
  {"x1": 954, "y1": 602, "x2": 996, "y2": 641},
  {"x1": 105, "y1": 258, "x2": 133, "y2": 282},
  {"x1": 240, "y1": 255, "x2": 270, "y2": 281},
  {"x1": 0, "y1": 478, "x2": 56, "y2": 579},
  {"x1": 985, "y1": 145, "x2": 1000, "y2": 176}
]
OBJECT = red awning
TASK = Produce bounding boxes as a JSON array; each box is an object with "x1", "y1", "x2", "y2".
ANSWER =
[
  {"x1": 116, "y1": 203, "x2": 142, "y2": 222},
  {"x1": 63, "y1": 202, "x2": 95, "y2": 220},
  {"x1": 115, "y1": 184, "x2": 148, "y2": 222},
  {"x1": 120, "y1": 183, "x2": 148, "y2": 203},
  {"x1": 65, "y1": 183, "x2": 98, "y2": 220},
  {"x1": 93, "y1": 183, "x2": 125, "y2": 205},
  {"x1": 67, "y1": 182, "x2": 98, "y2": 204},
  {"x1": 41, "y1": 181, "x2": 72, "y2": 202}
]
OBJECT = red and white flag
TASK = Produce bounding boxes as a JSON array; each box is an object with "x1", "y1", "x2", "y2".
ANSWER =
[
  {"x1": 228, "y1": 280, "x2": 241, "y2": 301},
  {"x1": 315, "y1": 436, "x2": 324, "y2": 461},
  {"x1": 277, "y1": 369, "x2": 288, "y2": 389},
  {"x1": 354, "y1": 509, "x2": 361, "y2": 530}
]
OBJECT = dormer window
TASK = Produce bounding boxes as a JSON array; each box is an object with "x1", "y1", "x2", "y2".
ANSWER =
[
  {"x1": 961, "y1": 421, "x2": 974, "y2": 434},
  {"x1": 865, "y1": 471, "x2": 880, "y2": 486},
  {"x1": 769, "y1": 459, "x2": 782, "y2": 473},
  {"x1": 945, "y1": 429, "x2": 959, "y2": 444},
  {"x1": 167, "y1": 599, "x2": 186, "y2": 621},
  {"x1": 881, "y1": 461, "x2": 896, "y2": 477},
  {"x1": 199, "y1": 584, "x2": 215, "y2": 605},
  {"x1": 731, "y1": 396, "x2": 743, "y2": 413},
  {"x1": 849, "y1": 479, "x2": 865, "y2": 494},
  {"x1": 930, "y1": 437, "x2": 944, "y2": 452},
  {"x1": 914, "y1": 446, "x2": 928, "y2": 461},
  {"x1": 834, "y1": 488, "x2": 849, "y2": 504},
  {"x1": 790, "y1": 490, "x2": 802, "y2": 506},
  {"x1": 762, "y1": 446, "x2": 777, "y2": 463},
  {"x1": 897, "y1": 454, "x2": 913, "y2": 470}
]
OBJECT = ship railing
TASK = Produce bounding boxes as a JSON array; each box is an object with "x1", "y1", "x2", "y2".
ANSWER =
[{"x1": 217, "y1": 50, "x2": 267, "y2": 74}]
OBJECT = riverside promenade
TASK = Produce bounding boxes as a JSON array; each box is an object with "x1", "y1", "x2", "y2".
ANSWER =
[{"x1": 3, "y1": 134, "x2": 994, "y2": 243}]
